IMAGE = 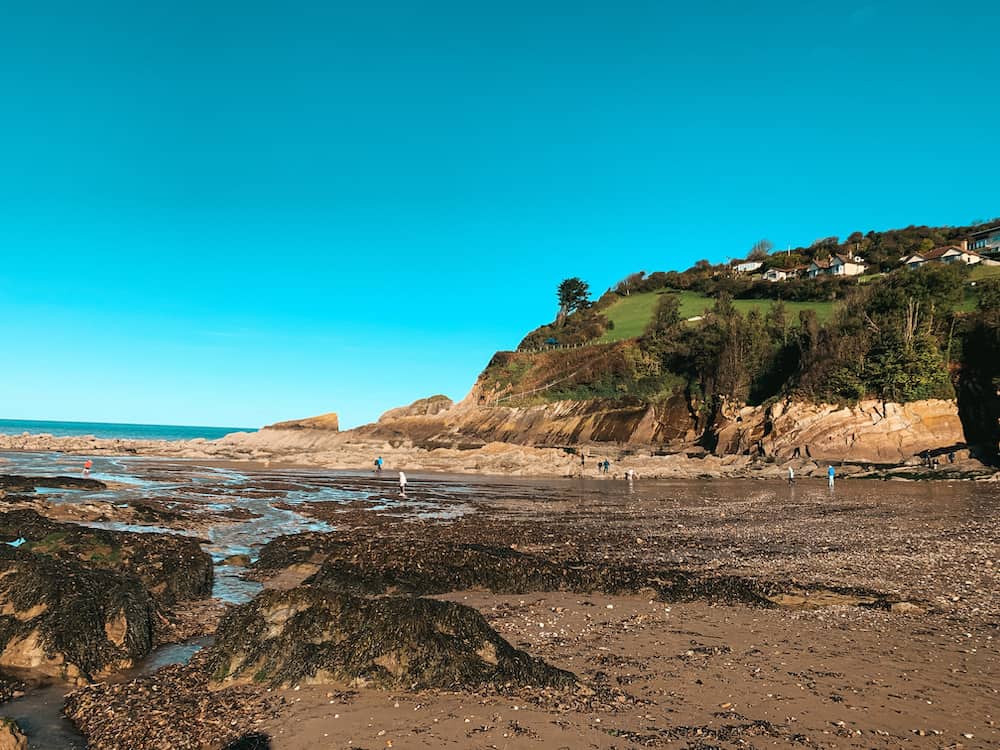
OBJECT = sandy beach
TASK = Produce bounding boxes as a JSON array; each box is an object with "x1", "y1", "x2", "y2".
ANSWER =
[{"x1": 0, "y1": 456, "x2": 989, "y2": 749}]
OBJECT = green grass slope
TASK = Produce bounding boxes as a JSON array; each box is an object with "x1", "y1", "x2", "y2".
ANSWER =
[{"x1": 599, "y1": 290, "x2": 836, "y2": 343}]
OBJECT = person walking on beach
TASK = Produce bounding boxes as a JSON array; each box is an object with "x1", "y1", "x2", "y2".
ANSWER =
[
  {"x1": 827, "y1": 464, "x2": 835, "y2": 489},
  {"x1": 398, "y1": 471, "x2": 407, "y2": 496},
  {"x1": 787, "y1": 465, "x2": 795, "y2": 485},
  {"x1": 82, "y1": 459, "x2": 93, "y2": 478},
  {"x1": 374, "y1": 455, "x2": 383, "y2": 475}
]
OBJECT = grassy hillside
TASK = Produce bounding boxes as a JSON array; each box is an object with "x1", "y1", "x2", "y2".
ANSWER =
[
  {"x1": 956, "y1": 264, "x2": 1000, "y2": 311},
  {"x1": 599, "y1": 290, "x2": 836, "y2": 343}
]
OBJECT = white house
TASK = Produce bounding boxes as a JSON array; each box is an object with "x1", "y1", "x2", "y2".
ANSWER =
[
  {"x1": 764, "y1": 267, "x2": 795, "y2": 282},
  {"x1": 901, "y1": 244, "x2": 998, "y2": 269},
  {"x1": 734, "y1": 260, "x2": 763, "y2": 274},
  {"x1": 807, "y1": 253, "x2": 866, "y2": 278}
]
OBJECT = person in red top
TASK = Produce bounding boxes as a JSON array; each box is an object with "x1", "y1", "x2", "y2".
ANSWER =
[{"x1": 82, "y1": 459, "x2": 93, "y2": 478}]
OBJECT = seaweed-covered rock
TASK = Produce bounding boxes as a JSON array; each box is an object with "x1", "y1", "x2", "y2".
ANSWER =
[
  {"x1": 0, "y1": 673, "x2": 24, "y2": 703},
  {"x1": 256, "y1": 531, "x2": 775, "y2": 606},
  {"x1": 0, "y1": 510, "x2": 211, "y2": 604},
  {"x1": 0, "y1": 475, "x2": 106, "y2": 493},
  {"x1": 209, "y1": 587, "x2": 577, "y2": 691},
  {"x1": 0, "y1": 545, "x2": 155, "y2": 682},
  {"x1": 250, "y1": 531, "x2": 331, "y2": 575}
]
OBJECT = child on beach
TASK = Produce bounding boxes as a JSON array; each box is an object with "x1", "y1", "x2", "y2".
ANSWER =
[{"x1": 398, "y1": 471, "x2": 407, "y2": 496}]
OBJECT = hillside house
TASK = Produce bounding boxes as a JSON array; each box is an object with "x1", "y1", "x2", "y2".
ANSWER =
[
  {"x1": 901, "y1": 244, "x2": 998, "y2": 269},
  {"x1": 764, "y1": 267, "x2": 797, "y2": 282},
  {"x1": 733, "y1": 260, "x2": 763, "y2": 273},
  {"x1": 969, "y1": 225, "x2": 1000, "y2": 258},
  {"x1": 806, "y1": 254, "x2": 866, "y2": 278}
]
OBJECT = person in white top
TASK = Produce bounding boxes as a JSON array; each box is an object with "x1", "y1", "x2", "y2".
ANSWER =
[
  {"x1": 787, "y1": 466, "x2": 795, "y2": 485},
  {"x1": 398, "y1": 471, "x2": 407, "y2": 496}
]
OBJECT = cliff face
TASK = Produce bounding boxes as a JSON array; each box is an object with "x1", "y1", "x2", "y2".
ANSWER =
[
  {"x1": 351, "y1": 393, "x2": 699, "y2": 448},
  {"x1": 234, "y1": 382, "x2": 965, "y2": 465},
  {"x1": 712, "y1": 398, "x2": 965, "y2": 464}
]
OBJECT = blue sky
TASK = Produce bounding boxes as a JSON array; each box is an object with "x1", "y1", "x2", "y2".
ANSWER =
[{"x1": 1, "y1": 1, "x2": 997, "y2": 428}]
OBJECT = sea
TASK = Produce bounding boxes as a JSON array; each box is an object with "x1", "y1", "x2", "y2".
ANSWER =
[{"x1": 0, "y1": 418, "x2": 255, "y2": 442}]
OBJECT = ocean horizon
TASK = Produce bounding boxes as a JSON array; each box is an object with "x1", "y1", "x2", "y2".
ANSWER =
[{"x1": 0, "y1": 418, "x2": 256, "y2": 442}]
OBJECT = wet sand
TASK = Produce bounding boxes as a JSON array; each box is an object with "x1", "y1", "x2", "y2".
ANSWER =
[{"x1": 0, "y1": 452, "x2": 997, "y2": 749}]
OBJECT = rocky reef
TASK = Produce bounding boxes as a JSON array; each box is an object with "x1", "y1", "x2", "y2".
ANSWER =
[
  {"x1": 209, "y1": 587, "x2": 576, "y2": 691},
  {"x1": 0, "y1": 511, "x2": 212, "y2": 684},
  {"x1": 252, "y1": 527, "x2": 893, "y2": 611},
  {"x1": 0, "y1": 543, "x2": 155, "y2": 683},
  {"x1": 64, "y1": 583, "x2": 579, "y2": 749},
  {"x1": 0, "y1": 510, "x2": 212, "y2": 605},
  {"x1": 0, "y1": 475, "x2": 106, "y2": 493}
]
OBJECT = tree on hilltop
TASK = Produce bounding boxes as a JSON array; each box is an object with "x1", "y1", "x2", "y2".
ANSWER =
[
  {"x1": 614, "y1": 272, "x2": 645, "y2": 297},
  {"x1": 556, "y1": 277, "x2": 591, "y2": 324},
  {"x1": 748, "y1": 239, "x2": 773, "y2": 260}
]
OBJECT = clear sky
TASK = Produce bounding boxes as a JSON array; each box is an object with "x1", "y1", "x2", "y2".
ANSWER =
[{"x1": 1, "y1": 1, "x2": 997, "y2": 429}]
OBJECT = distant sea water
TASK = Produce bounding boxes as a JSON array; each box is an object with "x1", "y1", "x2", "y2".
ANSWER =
[{"x1": 0, "y1": 418, "x2": 256, "y2": 442}]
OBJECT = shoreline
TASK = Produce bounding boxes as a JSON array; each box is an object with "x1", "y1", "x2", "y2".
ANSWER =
[{"x1": 0, "y1": 431, "x2": 996, "y2": 483}]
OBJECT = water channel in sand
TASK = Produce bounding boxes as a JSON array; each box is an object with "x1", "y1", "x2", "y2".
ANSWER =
[{"x1": 0, "y1": 451, "x2": 997, "y2": 748}]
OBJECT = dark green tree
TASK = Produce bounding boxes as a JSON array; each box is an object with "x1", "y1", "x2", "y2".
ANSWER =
[{"x1": 556, "y1": 277, "x2": 591, "y2": 318}]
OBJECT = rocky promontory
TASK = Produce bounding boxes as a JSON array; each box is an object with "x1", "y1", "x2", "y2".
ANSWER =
[{"x1": 0, "y1": 382, "x2": 990, "y2": 479}]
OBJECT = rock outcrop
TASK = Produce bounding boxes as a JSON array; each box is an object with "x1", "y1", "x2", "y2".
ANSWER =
[
  {"x1": 350, "y1": 392, "x2": 700, "y2": 449},
  {"x1": 251, "y1": 530, "x2": 834, "y2": 608},
  {"x1": 0, "y1": 513, "x2": 213, "y2": 684},
  {"x1": 0, "y1": 544, "x2": 156, "y2": 683},
  {"x1": 378, "y1": 394, "x2": 453, "y2": 422},
  {"x1": 0, "y1": 511, "x2": 212, "y2": 605},
  {"x1": 208, "y1": 587, "x2": 577, "y2": 691},
  {"x1": 264, "y1": 412, "x2": 339, "y2": 431},
  {"x1": 0, "y1": 475, "x2": 106, "y2": 493},
  {"x1": 712, "y1": 398, "x2": 965, "y2": 463}
]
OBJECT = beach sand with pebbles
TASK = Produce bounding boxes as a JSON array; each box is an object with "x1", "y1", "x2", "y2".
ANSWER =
[{"x1": 0, "y1": 453, "x2": 997, "y2": 749}]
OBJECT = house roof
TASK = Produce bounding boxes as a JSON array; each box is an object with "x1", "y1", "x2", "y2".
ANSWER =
[
  {"x1": 810, "y1": 253, "x2": 859, "y2": 269},
  {"x1": 969, "y1": 224, "x2": 1000, "y2": 238},
  {"x1": 905, "y1": 245, "x2": 985, "y2": 263},
  {"x1": 921, "y1": 245, "x2": 962, "y2": 260}
]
